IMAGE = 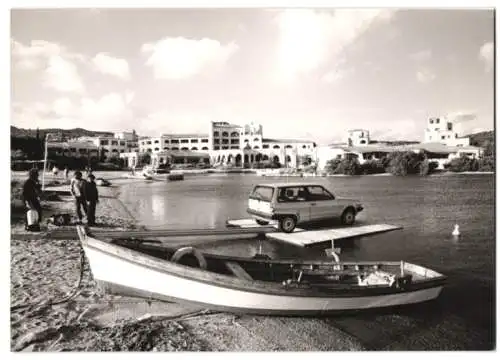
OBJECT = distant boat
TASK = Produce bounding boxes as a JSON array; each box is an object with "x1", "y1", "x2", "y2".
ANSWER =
[{"x1": 76, "y1": 226, "x2": 446, "y2": 315}]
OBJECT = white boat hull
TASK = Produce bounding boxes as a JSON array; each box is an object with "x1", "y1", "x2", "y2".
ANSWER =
[{"x1": 82, "y1": 241, "x2": 444, "y2": 314}]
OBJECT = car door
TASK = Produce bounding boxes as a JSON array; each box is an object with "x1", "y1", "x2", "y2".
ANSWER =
[
  {"x1": 306, "y1": 185, "x2": 337, "y2": 221},
  {"x1": 276, "y1": 186, "x2": 311, "y2": 223}
]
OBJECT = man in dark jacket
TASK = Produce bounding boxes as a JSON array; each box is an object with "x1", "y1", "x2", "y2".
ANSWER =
[
  {"x1": 70, "y1": 171, "x2": 87, "y2": 224},
  {"x1": 22, "y1": 168, "x2": 42, "y2": 230},
  {"x1": 85, "y1": 174, "x2": 99, "y2": 226}
]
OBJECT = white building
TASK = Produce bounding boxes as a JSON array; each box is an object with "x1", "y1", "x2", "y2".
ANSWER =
[
  {"x1": 345, "y1": 129, "x2": 370, "y2": 146},
  {"x1": 131, "y1": 121, "x2": 316, "y2": 169},
  {"x1": 424, "y1": 117, "x2": 470, "y2": 146},
  {"x1": 47, "y1": 140, "x2": 99, "y2": 160}
]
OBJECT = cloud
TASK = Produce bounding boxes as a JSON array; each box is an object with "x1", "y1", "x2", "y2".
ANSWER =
[
  {"x1": 92, "y1": 53, "x2": 130, "y2": 80},
  {"x1": 409, "y1": 49, "x2": 432, "y2": 62},
  {"x1": 416, "y1": 68, "x2": 436, "y2": 83},
  {"x1": 12, "y1": 92, "x2": 134, "y2": 131},
  {"x1": 446, "y1": 111, "x2": 477, "y2": 123},
  {"x1": 479, "y1": 41, "x2": 493, "y2": 72},
  {"x1": 274, "y1": 9, "x2": 395, "y2": 82},
  {"x1": 44, "y1": 55, "x2": 85, "y2": 93},
  {"x1": 370, "y1": 118, "x2": 421, "y2": 141},
  {"x1": 141, "y1": 37, "x2": 238, "y2": 79},
  {"x1": 12, "y1": 39, "x2": 86, "y2": 92}
]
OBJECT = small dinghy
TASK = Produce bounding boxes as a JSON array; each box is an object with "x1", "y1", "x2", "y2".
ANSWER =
[{"x1": 76, "y1": 226, "x2": 446, "y2": 315}]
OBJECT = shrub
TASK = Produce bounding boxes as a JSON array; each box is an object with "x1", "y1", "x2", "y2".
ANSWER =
[
  {"x1": 387, "y1": 151, "x2": 426, "y2": 176},
  {"x1": 419, "y1": 159, "x2": 439, "y2": 176},
  {"x1": 478, "y1": 156, "x2": 495, "y2": 172},
  {"x1": 447, "y1": 155, "x2": 480, "y2": 172},
  {"x1": 325, "y1": 158, "x2": 361, "y2": 175},
  {"x1": 359, "y1": 160, "x2": 386, "y2": 175}
]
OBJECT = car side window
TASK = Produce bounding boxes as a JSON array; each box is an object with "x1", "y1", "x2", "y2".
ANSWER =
[
  {"x1": 277, "y1": 187, "x2": 308, "y2": 202},
  {"x1": 306, "y1": 186, "x2": 334, "y2": 201}
]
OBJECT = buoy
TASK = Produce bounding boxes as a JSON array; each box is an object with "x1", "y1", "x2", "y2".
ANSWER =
[{"x1": 452, "y1": 224, "x2": 460, "y2": 236}]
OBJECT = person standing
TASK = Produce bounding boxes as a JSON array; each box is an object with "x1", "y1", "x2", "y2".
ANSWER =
[
  {"x1": 64, "y1": 166, "x2": 69, "y2": 181},
  {"x1": 22, "y1": 168, "x2": 42, "y2": 231},
  {"x1": 85, "y1": 174, "x2": 99, "y2": 226},
  {"x1": 70, "y1": 171, "x2": 88, "y2": 224}
]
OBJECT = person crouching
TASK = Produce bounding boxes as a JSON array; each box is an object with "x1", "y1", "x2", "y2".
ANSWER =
[
  {"x1": 86, "y1": 174, "x2": 99, "y2": 226},
  {"x1": 70, "y1": 171, "x2": 88, "y2": 224}
]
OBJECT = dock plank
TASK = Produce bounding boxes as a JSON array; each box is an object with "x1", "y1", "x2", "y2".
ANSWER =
[{"x1": 266, "y1": 224, "x2": 402, "y2": 247}]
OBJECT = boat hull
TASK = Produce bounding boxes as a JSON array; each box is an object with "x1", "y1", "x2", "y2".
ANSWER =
[{"x1": 82, "y1": 240, "x2": 444, "y2": 315}]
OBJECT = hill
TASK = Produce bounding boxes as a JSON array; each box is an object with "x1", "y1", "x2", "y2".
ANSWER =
[
  {"x1": 468, "y1": 130, "x2": 494, "y2": 156},
  {"x1": 10, "y1": 126, "x2": 114, "y2": 140}
]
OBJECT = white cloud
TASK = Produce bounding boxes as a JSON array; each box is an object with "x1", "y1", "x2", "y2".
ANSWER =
[
  {"x1": 479, "y1": 41, "x2": 493, "y2": 72},
  {"x1": 274, "y1": 9, "x2": 395, "y2": 82},
  {"x1": 12, "y1": 39, "x2": 86, "y2": 93},
  {"x1": 410, "y1": 49, "x2": 432, "y2": 62},
  {"x1": 12, "y1": 92, "x2": 134, "y2": 132},
  {"x1": 141, "y1": 37, "x2": 238, "y2": 79},
  {"x1": 44, "y1": 55, "x2": 85, "y2": 93},
  {"x1": 92, "y1": 53, "x2": 130, "y2": 80},
  {"x1": 416, "y1": 68, "x2": 436, "y2": 83}
]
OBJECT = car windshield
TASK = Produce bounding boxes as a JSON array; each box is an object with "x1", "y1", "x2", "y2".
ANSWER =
[{"x1": 250, "y1": 186, "x2": 274, "y2": 202}]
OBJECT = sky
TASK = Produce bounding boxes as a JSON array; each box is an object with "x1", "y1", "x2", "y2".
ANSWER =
[{"x1": 10, "y1": 8, "x2": 495, "y2": 144}]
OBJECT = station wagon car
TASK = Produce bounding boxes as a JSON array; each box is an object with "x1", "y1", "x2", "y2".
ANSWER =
[{"x1": 247, "y1": 183, "x2": 364, "y2": 233}]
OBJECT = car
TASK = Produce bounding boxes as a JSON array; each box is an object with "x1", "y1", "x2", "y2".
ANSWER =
[{"x1": 247, "y1": 182, "x2": 364, "y2": 233}]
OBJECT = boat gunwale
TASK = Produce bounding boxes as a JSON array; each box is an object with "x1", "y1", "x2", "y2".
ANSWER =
[{"x1": 81, "y1": 231, "x2": 447, "y2": 299}]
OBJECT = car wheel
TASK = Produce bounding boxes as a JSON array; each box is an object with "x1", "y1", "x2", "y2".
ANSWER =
[
  {"x1": 279, "y1": 216, "x2": 297, "y2": 233},
  {"x1": 256, "y1": 219, "x2": 269, "y2": 226},
  {"x1": 341, "y1": 208, "x2": 356, "y2": 226}
]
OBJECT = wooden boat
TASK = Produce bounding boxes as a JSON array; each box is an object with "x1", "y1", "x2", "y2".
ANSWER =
[
  {"x1": 76, "y1": 226, "x2": 446, "y2": 315},
  {"x1": 124, "y1": 172, "x2": 153, "y2": 181}
]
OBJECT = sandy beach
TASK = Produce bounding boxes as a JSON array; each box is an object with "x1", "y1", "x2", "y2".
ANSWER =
[{"x1": 11, "y1": 171, "x2": 365, "y2": 352}]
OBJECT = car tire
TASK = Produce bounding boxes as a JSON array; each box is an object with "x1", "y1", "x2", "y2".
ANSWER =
[
  {"x1": 341, "y1": 208, "x2": 356, "y2": 226},
  {"x1": 256, "y1": 219, "x2": 269, "y2": 226},
  {"x1": 279, "y1": 216, "x2": 297, "y2": 233}
]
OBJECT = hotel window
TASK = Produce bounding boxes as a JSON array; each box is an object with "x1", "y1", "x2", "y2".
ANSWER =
[
  {"x1": 441, "y1": 136, "x2": 445, "y2": 140},
  {"x1": 191, "y1": 139, "x2": 198, "y2": 143},
  {"x1": 172, "y1": 147, "x2": 179, "y2": 150},
  {"x1": 230, "y1": 146, "x2": 239, "y2": 149},
  {"x1": 285, "y1": 145, "x2": 293, "y2": 149},
  {"x1": 273, "y1": 145, "x2": 280, "y2": 149},
  {"x1": 436, "y1": 118, "x2": 440, "y2": 124},
  {"x1": 222, "y1": 132, "x2": 229, "y2": 137},
  {"x1": 181, "y1": 139, "x2": 189, "y2": 143},
  {"x1": 154, "y1": 140, "x2": 159, "y2": 144},
  {"x1": 222, "y1": 146, "x2": 229, "y2": 149},
  {"x1": 70, "y1": 147, "x2": 76, "y2": 152},
  {"x1": 231, "y1": 132, "x2": 239, "y2": 137},
  {"x1": 447, "y1": 123, "x2": 453, "y2": 131},
  {"x1": 120, "y1": 141, "x2": 125, "y2": 146},
  {"x1": 181, "y1": 147, "x2": 189, "y2": 150},
  {"x1": 120, "y1": 150, "x2": 124, "y2": 153},
  {"x1": 201, "y1": 139, "x2": 208, "y2": 143},
  {"x1": 254, "y1": 146, "x2": 260, "y2": 149},
  {"x1": 154, "y1": 147, "x2": 159, "y2": 151},
  {"x1": 231, "y1": 139, "x2": 239, "y2": 144},
  {"x1": 112, "y1": 141, "x2": 118, "y2": 145},
  {"x1": 164, "y1": 147, "x2": 169, "y2": 150},
  {"x1": 101, "y1": 140, "x2": 109, "y2": 146},
  {"x1": 244, "y1": 139, "x2": 249, "y2": 143},
  {"x1": 429, "y1": 119, "x2": 434, "y2": 124},
  {"x1": 171, "y1": 139, "x2": 179, "y2": 144},
  {"x1": 202, "y1": 147, "x2": 209, "y2": 150},
  {"x1": 147, "y1": 149, "x2": 152, "y2": 153},
  {"x1": 213, "y1": 131, "x2": 219, "y2": 137},
  {"x1": 263, "y1": 144, "x2": 269, "y2": 149},
  {"x1": 302, "y1": 145, "x2": 306, "y2": 148},
  {"x1": 222, "y1": 139, "x2": 229, "y2": 144},
  {"x1": 214, "y1": 146, "x2": 220, "y2": 150},
  {"x1": 191, "y1": 147, "x2": 198, "y2": 150},
  {"x1": 147, "y1": 141, "x2": 152, "y2": 145},
  {"x1": 214, "y1": 139, "x2": 220, "y2": 144},
  {"x1": 253, "y1": 137, "x2": 259, "y2": 142}
]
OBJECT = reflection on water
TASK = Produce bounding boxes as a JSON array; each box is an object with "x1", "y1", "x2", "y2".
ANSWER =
[
  {"x1": 118, "y1": 174, "x2": 495, "y2": 348},
  {"x1": 119, "y1": 174, "x2": 494, "y2": 271}
]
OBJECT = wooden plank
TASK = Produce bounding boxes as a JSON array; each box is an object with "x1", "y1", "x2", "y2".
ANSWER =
[
  {"x1": 225, "y1": 261, "x2": 254, "y2": 281},
  {"x1": 266, "y1": 224, "x2": 402, "y2": 247}
]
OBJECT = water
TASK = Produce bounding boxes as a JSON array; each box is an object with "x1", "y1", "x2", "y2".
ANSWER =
[{"x1": 119, "y1": 173, "x2": 495, "y2": 349}]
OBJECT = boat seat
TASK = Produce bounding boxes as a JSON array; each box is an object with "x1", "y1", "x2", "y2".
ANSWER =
[{"x1": 225, "y1": 261, "x2": 253, "y2": 281}]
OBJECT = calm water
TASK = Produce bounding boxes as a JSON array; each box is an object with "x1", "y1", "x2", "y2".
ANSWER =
[{"x1": 119, "y1": 174, "x2": 495, "y2": 349}]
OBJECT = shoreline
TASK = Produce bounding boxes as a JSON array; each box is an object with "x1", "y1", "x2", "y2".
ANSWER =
[{"x1": 10, "y1": 174, "x2": 365, "y2": 351}]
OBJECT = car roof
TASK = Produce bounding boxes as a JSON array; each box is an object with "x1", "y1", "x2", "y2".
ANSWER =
[{"x1": 254, "y1": 182, "x2": 323, "y2": 188}]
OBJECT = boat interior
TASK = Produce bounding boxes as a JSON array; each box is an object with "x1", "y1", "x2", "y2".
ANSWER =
[{"x1": 88, "y1": 230, "x2": 444, "y2": 289}]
